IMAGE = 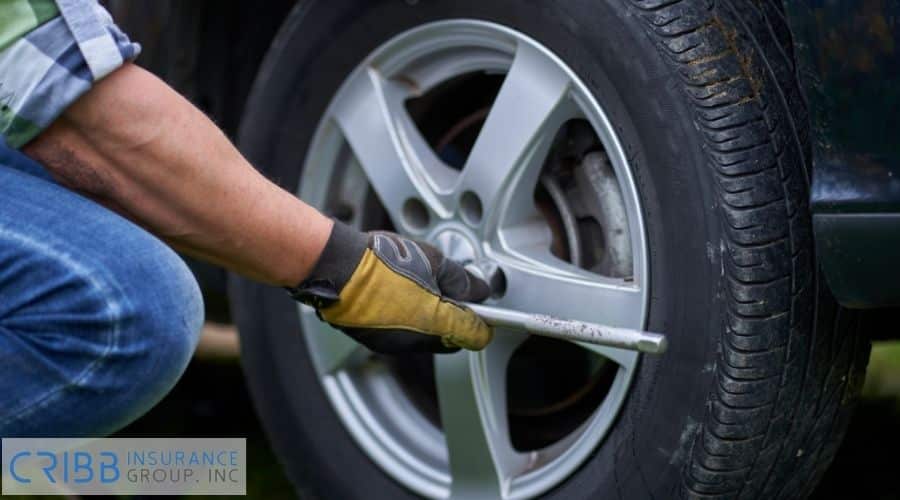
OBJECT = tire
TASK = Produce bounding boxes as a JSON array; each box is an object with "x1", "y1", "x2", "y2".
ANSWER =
[{"x1": 230, "y1": 1, "x2": 870, "y2": 498}]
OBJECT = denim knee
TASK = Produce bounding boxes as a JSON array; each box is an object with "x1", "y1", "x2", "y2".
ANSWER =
[
  {"x1": 108, "y1": 245, "x2": 204, "y2": 429},
  {"x1": 69, "y1": 241, "x2": 204, "y2": 435},
  {"x1": 0, "y1": 228, "x2": 203, "y2": 437},
  {"x1": 0, "y1": 158, "x2": 204, "y2": 437}
]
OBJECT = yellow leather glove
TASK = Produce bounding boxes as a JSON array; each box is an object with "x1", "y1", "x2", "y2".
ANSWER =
[{"x1": 287, "y1": 222, "x2": 493, "y2": 353}]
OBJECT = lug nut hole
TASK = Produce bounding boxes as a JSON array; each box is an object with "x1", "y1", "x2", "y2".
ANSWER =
[
  {"x1": 489, "y1": 266, "x2": 507, "y2": 299},
  {"x1": 402, "y1": 198, "x2": 430, "y2": 231},
  {"x1": 459, "y1": 191, "x2": 483, "y2": 226}
]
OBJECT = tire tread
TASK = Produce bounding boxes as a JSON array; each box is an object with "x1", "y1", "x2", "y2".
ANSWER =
[{"x1": 624, "y1": 0, "x2": 869, "y2": 498}]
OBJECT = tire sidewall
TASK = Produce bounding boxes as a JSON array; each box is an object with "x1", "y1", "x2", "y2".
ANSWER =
[{"x1": 233, "y1": 1, "x2": 723, "y2": 498}]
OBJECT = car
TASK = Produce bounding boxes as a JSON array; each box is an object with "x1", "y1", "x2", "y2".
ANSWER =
[{"x1": 110, "y1": 1, "x2": 899, "y2": 498}]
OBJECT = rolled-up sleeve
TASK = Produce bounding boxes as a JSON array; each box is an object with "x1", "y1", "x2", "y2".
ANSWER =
[{"x1": 0, "y1": 0, "x2": 139, "y2": 148}]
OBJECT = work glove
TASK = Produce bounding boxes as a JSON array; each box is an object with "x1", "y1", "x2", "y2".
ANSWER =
[{"x1": 287, "y1": 221, "x2": 493, "y2": 354}]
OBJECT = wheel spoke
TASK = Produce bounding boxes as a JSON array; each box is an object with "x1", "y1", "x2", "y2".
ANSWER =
[
  {"x1": 434, "y1": 330, "x2": 530, "y2": 499},
  {"x1": 490, "y1": 248, "x2": 644, "y2": 368},
  {"x1": 575, "y1": 343, "x2": 637, "y2": 369},
  {"x1": 458, "y1": 42, "x2": 575, "y2": 227},
  {"x1": 331, "y1": 67, "x2": 455, "y2": 231},
  {"x1": 300, "y1": 307, "x2": 369, "y2": 374},
  {"x1": 494, "y1": 252, "x2": 645, "y2": 336}
]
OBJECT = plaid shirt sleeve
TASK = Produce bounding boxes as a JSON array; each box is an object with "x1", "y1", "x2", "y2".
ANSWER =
[{"x1": 0, "y1": 0, "x2": 139, "y2": 148}]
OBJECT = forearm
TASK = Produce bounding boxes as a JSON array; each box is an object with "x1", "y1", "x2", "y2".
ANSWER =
[{"x1": 23, "y1": 63, "x2": 331, "y2": 286}]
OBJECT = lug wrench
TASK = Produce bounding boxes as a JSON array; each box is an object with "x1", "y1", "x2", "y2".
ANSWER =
[{"x1": 463, "y1": 302, "x2": 668, "y2": 354}]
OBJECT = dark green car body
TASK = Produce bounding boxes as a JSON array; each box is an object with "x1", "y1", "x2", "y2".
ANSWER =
[{"x1": 784, "y1": 0, "x2": 900, "y2": 307}]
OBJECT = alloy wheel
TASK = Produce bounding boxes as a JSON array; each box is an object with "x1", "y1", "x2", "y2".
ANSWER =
[{"x1": 297, "y1": 20, "x2": 648, "y2": 500}]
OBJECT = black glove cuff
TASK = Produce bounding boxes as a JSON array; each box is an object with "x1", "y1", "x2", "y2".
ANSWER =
[{"x1": 285, "y1": 220, "x2": 368, "y2": 308}]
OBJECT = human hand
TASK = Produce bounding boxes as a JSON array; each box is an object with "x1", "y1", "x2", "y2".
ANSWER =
[{"x1": 287, "y1": 222, "x2": 493, "y2": 353}]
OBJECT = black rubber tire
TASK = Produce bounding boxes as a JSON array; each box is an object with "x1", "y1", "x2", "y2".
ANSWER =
[{"x1": 230, "y1": 1, "x2": 870, "y2": 498}]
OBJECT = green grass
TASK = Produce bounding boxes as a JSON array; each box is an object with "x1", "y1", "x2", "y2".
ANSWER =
[{"x1": 862, "y1": 341, "x2": 900, "y2": 399}]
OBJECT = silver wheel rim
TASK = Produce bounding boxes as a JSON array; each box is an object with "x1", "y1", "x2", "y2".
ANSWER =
[{"x1": 297, "y1": 20, "x2": 648, "y2": 499}]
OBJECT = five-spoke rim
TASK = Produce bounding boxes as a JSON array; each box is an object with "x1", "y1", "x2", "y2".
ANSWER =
[{"x1": 296, "y1": 20, "x2": 648, "y2": 500}]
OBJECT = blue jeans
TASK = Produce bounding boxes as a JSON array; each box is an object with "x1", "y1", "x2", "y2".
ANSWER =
[{"x1": 0, "y1": 146, "x2": 203, "y2": 437}]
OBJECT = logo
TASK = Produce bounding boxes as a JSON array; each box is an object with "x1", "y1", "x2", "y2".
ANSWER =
[{"x1": 2, "y1": 438, "x2": 246, "y2": 495}]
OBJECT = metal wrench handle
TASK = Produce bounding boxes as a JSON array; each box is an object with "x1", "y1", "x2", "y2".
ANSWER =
[{"x1": 464, "y1": 303, "x2": 668, "y2": 354}]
